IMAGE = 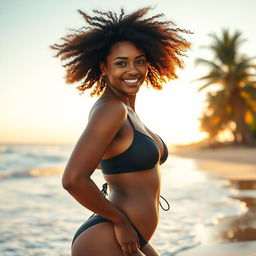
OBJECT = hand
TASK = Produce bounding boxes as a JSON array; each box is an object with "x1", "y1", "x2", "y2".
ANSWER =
[{"x1": 113, "y1": 219, "x2": 140, "y2": 255}]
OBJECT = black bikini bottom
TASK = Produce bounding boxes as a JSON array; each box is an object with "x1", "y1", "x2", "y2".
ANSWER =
[{"x1": 72, "y1": 215, "x2": 148, "y2": 249}]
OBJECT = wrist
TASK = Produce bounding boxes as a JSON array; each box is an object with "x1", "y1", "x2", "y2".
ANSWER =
[{"x1": 111, "y1": 210, "x2": 128, "y2": 225}]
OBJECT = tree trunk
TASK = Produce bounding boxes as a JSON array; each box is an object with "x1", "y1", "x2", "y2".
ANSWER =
[
  {"x1": 232, "y1": 130, "x2": 240, "y2": 144},
  {"x1": 232, "y1": 90, "x2": 254, "y2": 145}
]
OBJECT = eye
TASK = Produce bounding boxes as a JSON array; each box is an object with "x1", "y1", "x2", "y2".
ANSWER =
[
  {"x1": 115, "y1": 61, "x2": 126, "y2": 66},
  {"x1": 136, "y1": 59, "x2": 146, "y2": 65}
]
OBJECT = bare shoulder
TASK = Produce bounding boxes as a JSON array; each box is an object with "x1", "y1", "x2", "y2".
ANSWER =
[
  {"x1": 88, "y1": 97, "x2": 127, "y2": 128},
  {"x1": 63, "y1": 98, "x2": 128, "y2": 178}
]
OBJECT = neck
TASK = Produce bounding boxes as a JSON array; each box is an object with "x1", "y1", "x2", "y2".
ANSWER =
[{"x1": 103, "y1": 86, "x2": 136, "y2": 111}]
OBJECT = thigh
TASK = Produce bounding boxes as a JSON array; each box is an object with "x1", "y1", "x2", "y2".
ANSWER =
[
  {"x1": 72, "y1": 221, "x2": 123, "y2": 256},
  {"x1": 141, "y1": 242, "x2": 160, "y2": 256}
]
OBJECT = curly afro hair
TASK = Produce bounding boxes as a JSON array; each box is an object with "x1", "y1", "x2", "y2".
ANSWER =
[{"x1": 50, "y1": 7, "x2": 191, "y2": 96}]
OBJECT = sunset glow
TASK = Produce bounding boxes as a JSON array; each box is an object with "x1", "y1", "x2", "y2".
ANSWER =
[{"x1": 1, "y1": 0, "x2": 255, "y2": 145}]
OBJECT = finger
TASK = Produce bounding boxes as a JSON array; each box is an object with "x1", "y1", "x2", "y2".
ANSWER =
[
  {"x1": 132, "y1": 242, "x2": 139, "y2": 253},
  {"x1": 127, "y1": 243, "x2": 134, "y2": 254},
  {"x1": 121, "y1": 245, "x2": 128, "y2": 256},
  {"x1": 131, "y1": 241, "x2": 139, "y2": 254},
  {"x1": 137, "y1": 239, "x2": 141, "y2": 250}
]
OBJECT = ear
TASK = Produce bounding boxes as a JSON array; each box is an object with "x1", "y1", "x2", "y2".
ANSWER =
[{"x1": 99, "y1": 62, "x2": 107, "y2": 76}]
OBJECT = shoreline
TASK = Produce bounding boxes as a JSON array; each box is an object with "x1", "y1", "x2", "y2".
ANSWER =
[
  {"x1": 171, "y1": 146, "x2": 256, "y2": 180},
  {"x1": 172, "y1": 145, "x2": 256, "y2": 255},
  {"x1": 176, "y1": 241, "x2": 256, "y2": 256}
]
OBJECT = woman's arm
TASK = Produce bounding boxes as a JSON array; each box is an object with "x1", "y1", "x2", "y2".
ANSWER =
[
  {"x1": 62, "y1": 100, "x2": 127, "y2": 223},
  {"x1": 62, "y1": 99, "x2": 141, "y2": 254}
]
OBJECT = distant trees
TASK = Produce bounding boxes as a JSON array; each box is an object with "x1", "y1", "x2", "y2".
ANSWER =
[{"x1": 195, "y1": 29, "x2": 256, "y2": 146}]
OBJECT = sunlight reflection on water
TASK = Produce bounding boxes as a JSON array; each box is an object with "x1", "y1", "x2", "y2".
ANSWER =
[{"x1": 0, "y1": 151, "x2": 249, "y2": 255}]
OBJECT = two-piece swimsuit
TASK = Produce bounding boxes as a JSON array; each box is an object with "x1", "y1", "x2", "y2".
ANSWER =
[{"x1": 72, "y1": 114, "x2": 169, "y2": 249}]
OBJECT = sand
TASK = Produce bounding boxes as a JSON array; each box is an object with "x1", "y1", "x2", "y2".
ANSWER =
[
  {"x1": 172, "y1": 146, "x2": 256, "y2": 180},
  {"x1": 172, "y1": 145, "x2": 256, "y2": 256},
  {"x1": 177, "y1": 241, "x2": 256, "y2": 256}
]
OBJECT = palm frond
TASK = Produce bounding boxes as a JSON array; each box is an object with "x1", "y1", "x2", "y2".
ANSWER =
[
  {"x1": 198, "y1": 79, "x2": 221, "y2": 91},
  {"x1": 195, "y1": 58, "x2": 224, "y2": 71}
]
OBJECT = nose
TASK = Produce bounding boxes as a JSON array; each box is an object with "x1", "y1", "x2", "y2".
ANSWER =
[{"x1": 127, "y1": 63, "x2": 139, "y2": 76}]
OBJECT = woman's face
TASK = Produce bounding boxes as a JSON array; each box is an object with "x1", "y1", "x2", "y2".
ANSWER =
[{"x1": 101, "y1": 41, "x2": 148, "y2": 96}]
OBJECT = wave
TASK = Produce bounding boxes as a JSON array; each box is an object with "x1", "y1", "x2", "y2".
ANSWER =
[
  {"x1": 22, "y1": 153, "x2": 66, "y2": 162},
  {"x1": 0, "y1": 147, "x2": 16, "y2": 154},
  {"x1": 0, "y1": 167, "x2": 64, "y2": 180},
  {"x1": 1, "y1": 149, "x2": 67, "y2": 161}
]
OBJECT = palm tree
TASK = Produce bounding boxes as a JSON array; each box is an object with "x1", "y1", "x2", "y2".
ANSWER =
[
  {"x1": 199, "y1": 89, "x2": 233, "y2": 144},
  {"x1": 195, "y1": 29, "x2": 256, "y2": 145}
]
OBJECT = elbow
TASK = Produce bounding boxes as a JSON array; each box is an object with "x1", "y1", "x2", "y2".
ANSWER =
[
  {"x1": 61, "y1": 170, "x2": 89, "y2": 191},
  {"x1": 62, "y1": 177, "x2": 73, "y2": 190},
  {"x1": 61, "y1": 170, "x2": 77, "y2": 190}
]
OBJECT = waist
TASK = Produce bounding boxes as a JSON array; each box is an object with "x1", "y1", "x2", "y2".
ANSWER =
[
  {"x1": 109, "y1": 188, "x2": 159, "y2": 241},
  {"x1": 105, "y1": 170, "x2": 161, "y2": 240},
  {"x1": 104, "y1": 166, "x2": 161, "y2": 199}
]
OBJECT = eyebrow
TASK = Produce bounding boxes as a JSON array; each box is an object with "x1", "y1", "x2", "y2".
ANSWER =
[{"x1": 113, "y1": 54, "x2": 145, "y2": 60}]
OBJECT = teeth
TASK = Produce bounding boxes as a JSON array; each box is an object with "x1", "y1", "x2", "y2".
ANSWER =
[{"x1": 123, "y1": 79, "x2": 139, "y2": 83}]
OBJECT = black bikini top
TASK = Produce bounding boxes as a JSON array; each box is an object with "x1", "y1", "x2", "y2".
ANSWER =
[{"x1": 99, "y1": 114, "x2": 168, "y2": 175}]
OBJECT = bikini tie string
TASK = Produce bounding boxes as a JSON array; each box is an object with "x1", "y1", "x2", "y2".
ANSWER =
[
  {"x1": 159, "y1": 195, "x2": 170, "y2": 211},
  {"x1": 89, "y1": 183, "x2": 170, "y2": 219},
  {"x1": 101, "y1": 182, "x2": 108, "y2": 197},
  {"x1": 100, "y1": 183, "x2": 170, "y2": 211}
]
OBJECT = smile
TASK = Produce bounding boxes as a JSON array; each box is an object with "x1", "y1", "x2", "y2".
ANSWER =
[{"x1": 122, "y1": 78, "x2": 140, "y2": 84}]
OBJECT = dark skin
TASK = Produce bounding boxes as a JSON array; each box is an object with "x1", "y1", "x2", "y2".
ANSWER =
[{"x1": 63, "y1": 41, "x2": 165, "y2": 256}]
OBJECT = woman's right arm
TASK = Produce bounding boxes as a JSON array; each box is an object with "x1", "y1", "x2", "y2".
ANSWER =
[
  {"x1": 62, "y1": 100, "x2": 140, "y2": 254},
  {"x1": 62, "y1": 100, "x2": 126, "y2": 223}
]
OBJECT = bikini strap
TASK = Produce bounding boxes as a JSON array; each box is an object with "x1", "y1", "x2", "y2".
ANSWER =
[{"x1": 127, "y1": 114, "x2": 136, "y2": 130}]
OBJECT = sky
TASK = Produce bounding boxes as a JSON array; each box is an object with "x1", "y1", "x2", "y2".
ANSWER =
[{"x1": 0, "y1": 0, "x2": 256, "y2": 145}]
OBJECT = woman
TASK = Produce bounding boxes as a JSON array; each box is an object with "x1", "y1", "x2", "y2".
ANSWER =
[{"x1": 51, "y1": 7, "x2": 190, "y2": 256}]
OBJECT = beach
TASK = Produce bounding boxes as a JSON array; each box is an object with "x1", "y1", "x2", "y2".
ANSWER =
[
  {"x1": 172, "y1": 145, "x2": 256, "y2": 256},
  {"x1": 172, "y1": 145, "x2": 256, "y2": 180},
  {"x1": 1, "y1": 143, "x2": 256, "y2": 255}
]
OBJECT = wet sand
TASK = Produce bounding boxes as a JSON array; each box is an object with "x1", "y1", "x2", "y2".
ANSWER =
[
  {"x1": 172, "y1": 146, "x2": 256, "y2": 180},
  {"x1": 172, "y1": 145, "x2": 256, "y2": 256},
  {"x1": 177, "y1": 241, "x2": 256, "y2": 256}
]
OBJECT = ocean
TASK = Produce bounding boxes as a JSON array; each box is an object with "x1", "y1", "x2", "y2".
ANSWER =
[{"x1": 0, "y1": 143, "x2": 248, "y2": 255}]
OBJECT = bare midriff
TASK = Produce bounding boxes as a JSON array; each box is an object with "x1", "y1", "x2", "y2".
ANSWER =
[{"x1": 104, "y1": 165, "x2": 161, "y2": 241}]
